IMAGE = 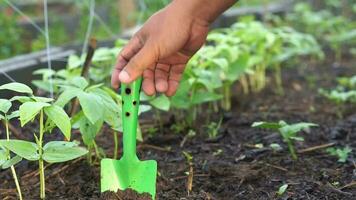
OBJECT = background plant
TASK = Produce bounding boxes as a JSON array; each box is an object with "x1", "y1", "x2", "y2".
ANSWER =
[{"x1": 252, "y1": 121, "x2": 318, "y2": 160}]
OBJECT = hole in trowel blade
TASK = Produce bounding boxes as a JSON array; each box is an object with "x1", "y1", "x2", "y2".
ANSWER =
[
  {"x1": 133, "y1": 101, "x2": 137, "y2": 105},
  {"x1": 125, "y1": 88, "x2": 131, "y2": 94},
  {"x1": 125, "y1": 112, "x2": 130, "y2": 117}
]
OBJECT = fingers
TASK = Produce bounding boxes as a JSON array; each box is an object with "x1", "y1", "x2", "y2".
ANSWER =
[
  {"x1": 119, "y1": 42, "x2": 157, "y2": 84},
  {"x1": 111, "y1": 36, "x2": 143, "y2": 89},
  {"x1": 155, "y1": 63, "x2": 170, "y2": 93},
  {"x1": 142, "y1": 65, "x2": 155, "y2": 96},
  {"x1": 166, "y1": 64, "x2": 185, "y2": 96}
]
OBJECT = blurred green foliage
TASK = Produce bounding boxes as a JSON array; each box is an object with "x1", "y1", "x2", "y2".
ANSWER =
[{"x1": 0, "y1": 4, "x2": 24, "y2": 59}]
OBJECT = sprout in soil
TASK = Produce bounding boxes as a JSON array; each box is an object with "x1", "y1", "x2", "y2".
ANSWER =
[
  {"x1": 0, "y1": 83, "x2": 88, "y2": 199},
  {"x1": 277, "y1": 184, "x2": 288, "y2": 196},
  {"x1": 205, "y1": 118, "x2": 223, "y2": 139},
  {"x1": 0, "y1": 98, "x2": 23, "y2": 200},
  {"x1": 252, "y1": 120, "x2": 318, "y2": 160},
  {"x1": 326, "y1": 147, "x2": 352, "y2": 163}
]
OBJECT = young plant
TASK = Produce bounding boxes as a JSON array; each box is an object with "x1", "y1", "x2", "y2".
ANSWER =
[
  {"x1": 205, "y1": 118, "x2": 223, "y2": 139},
  {"x1": 0, "y1": 83, "x2": 88, "y2": 199},
  {"x1": 56, "y1": 77, "x2": 150, "y2": 162},
  {"x1": 319, "y1": 76, "x2": 356, "y2": 117},
  {"x1": 326, "y1": 147, "x2": 352, "y2": 163},
  {"x1": 0, "y1": 99, "x2": 23, "y2": 200},
  {"x1": 277, "y1": 184, "x2": 288, "y2": 196},
  {"x1": 252, "y1": 121, "x2": 318, "y2": 160}
]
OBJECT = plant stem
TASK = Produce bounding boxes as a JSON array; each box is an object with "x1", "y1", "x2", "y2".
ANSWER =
[
  {"x1": 113, "y1": 130, "x2": 118, "y2": 160},
  {"x1": 274, "y1": 64, "x2": 284, "y2": 95},
  {"x1": 155, "y1": 109, "x2": 163, "y2": 134},
  {"x1": 93, "y1": 141, "x2": 102, "y2": 160},
  {"x1": 39, "y1": 110, "x2": 46, "y2": 199},
  {"x1": 286, "y1": 139, "x2": 297, "y2": 160},
  {"x1": 4, "y1": 119, "x2": 23, "y2": 200},
  {"x1": 222, "y1": 83, "x2": 231, "y2": 111}
]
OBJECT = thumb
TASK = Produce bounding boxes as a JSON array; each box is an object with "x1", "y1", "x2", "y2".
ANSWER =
[{"x1": 119, "y1": 43, "x2": 157, "y2": 84}]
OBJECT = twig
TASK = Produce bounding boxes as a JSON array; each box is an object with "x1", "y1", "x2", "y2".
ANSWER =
[
  {"x1": 339, "y1": 181, "x2": 356, "y2": 190},
  {"x1": 171, "y1": 174, "x2": 209, "y2": 181},
  {"x1": 187, "y1": 162, "x2": 193, "y2": 196},
  {"x1": 266, "y1": 163, "x2": 288, "y2": 172},
  {"x1": 138, "y1": 144, "x2": 172, "y2": 152},
  {"x1": 21, "y1": 164, "x2": 52, "y2": 180},
  {"x1": 325, "y1": 182, "x2": 353, "y2": 196},
  {"x1": 298, "y1": 143, "x2": 335, "y2": 153}
]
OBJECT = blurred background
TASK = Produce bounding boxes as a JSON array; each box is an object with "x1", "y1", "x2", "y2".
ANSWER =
[
  {"x1": 0, "y1": 0, "x2": 355, "y2": 84},
  {"x1": 0, "y1": 0, "x2": 353, "y2": 59}
]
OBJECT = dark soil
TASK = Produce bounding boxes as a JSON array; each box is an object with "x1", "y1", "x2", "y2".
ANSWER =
[
  {"x1": 101, "y1": 189, "x2": 152, "y2": 200},
  {"x1": 1, "y1": 57, "x2": 355, "y2": 200}
]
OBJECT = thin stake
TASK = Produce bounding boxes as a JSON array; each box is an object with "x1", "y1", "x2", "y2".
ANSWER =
[{"x1": 43, "y1": 0, "x2": 54, "y2": 98}]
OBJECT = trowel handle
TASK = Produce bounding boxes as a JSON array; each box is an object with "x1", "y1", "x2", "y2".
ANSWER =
[{"x1": 121, "y1": 77, "x2": 142, "y2": 159}]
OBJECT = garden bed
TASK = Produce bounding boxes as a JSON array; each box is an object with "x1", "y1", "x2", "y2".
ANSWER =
[{"x1": 0, "y1": 54, "x2": 355, "y2": 199}]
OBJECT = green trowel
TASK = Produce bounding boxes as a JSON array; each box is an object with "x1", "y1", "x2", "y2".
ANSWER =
[{"x1": 101, "y1": 78, "x2": 157, "y2": 199}]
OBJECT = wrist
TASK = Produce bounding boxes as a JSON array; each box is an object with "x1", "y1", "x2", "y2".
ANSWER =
[{"x1": 171, "y1": 0, "x2": 236, "y2": 25}]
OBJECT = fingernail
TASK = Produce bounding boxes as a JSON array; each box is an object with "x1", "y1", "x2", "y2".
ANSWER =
[{"x1": 119, "y1": 70, "x2": 130, "y2": 83}]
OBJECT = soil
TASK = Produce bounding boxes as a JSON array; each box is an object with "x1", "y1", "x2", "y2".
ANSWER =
[
  {"x1": 101, "y1": 189, "x2": 152, "y2": 200},
  {"x1": 0, "y1": 56, "x2": 355, "y2": 200}
]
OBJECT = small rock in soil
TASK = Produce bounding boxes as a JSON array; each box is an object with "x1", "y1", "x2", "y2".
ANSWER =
[{"x1": 101, "y1": 189, "x2": 152, "y2": 200}]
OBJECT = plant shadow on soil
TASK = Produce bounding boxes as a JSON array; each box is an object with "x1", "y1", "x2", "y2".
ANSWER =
[{"x1": 0, "y1": 57, "x2": 355, "y2": 200}]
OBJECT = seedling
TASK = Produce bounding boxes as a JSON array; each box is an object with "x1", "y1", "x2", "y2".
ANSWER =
[
  {"x1": 319, "y1": 76, "x2": 356, "y2": 117},
  {"x1": 326, "y1": 147, "x2": 352, "y2": 163},
  {"x1": 0, "y1": 99, "x2": 23, "y2": 200},
  {"x1": 56, "y1": 77, "x2": 150, "y2": 162},
  {"x1": 252, "y1": 121, "x2": 318, "y2": 160},
  {"x1": 277, "y1": 184, "x2": 288, "y2": 196},
  {"x1": 205, "y1": 118, "x2": 223, "y2": 139},
  {"x1": 182, "y1": 151, "x2": 194, "y2": 195},
  {"x1": 0, "y1": 83, "x2": 88, "y2": 199}
]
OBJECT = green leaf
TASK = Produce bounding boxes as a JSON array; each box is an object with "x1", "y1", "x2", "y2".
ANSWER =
[
  {"x1": 55, "y1": 87, "x2": 82, "y2": 107},
  {"x1": 0, "y1": 83, "x2": 33, "y2": 94},
  {"x1": 0, "y1": 149, "x2": 7, "y2": 166},
  {"x1": 192, "y1": 91, "x2": 222, "y2": 105},
  {"x1": 0, "y1": 140, "x2": 39, "y2": 161},
  {"x1": 277, "y1": 184, "x2": 288, "y2": 195},
  {"x1": 251, "y1": 121, "x2": 282, "y2": 130},
  {"x1": 279, "y1": 122, "x2": 318, "y2": 136},
  {"x1": 7, "y1": 111, "x2": 19, "y2": 120},
  {"x1": 19, "y1": 102, "x2": 50, "y2": 126},
  {"x1": 77, "y1": 92, "x2": 104, "y2": 124},
  {"x1": 70, "y1": 77, "x2": 89, "y2": 90},
  {"x1": 10, "y1": 96, "x2": 53, "y2": 103},
  {"x1": 0, "y1": 99, "x2": 12, "y2": 113},
  {"x1": 67, "y1": 55, "x2": 83, "y2": 69},
  {"x1": 149, "y1": 95, "x2": 171, "y2": 111},
  {"x1": 79, "y1": 117, "x2": 103, "y2": 146},
  {"x1": 138, "y1": 105, "x2": 151, "y2": 115},
  {"x1": 1, "y1": 155, "x2": 22, "y2": 169},
  {"x1": 44, "y1": 105, "x2": 71, "y2": 140},
  {"x1": 43, "y1": 141, "x2": 88, "y2": 163}
]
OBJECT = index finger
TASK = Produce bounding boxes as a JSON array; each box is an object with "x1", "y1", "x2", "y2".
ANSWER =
[{"x1": 111, "y1": 35, "x2": 144, "y2": 89}]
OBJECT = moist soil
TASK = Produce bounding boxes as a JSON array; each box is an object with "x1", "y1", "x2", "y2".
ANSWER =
[
  {"x1": 101, "y1": 189, "x2": 152, "y2": 200},
  {"x1": 0, "y1": 57, "x2": 355, "y2": 200}
]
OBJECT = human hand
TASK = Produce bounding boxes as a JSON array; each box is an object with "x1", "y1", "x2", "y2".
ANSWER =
[{"x1": 111, "y1": 0, "x2": 235, "y2": 96}]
